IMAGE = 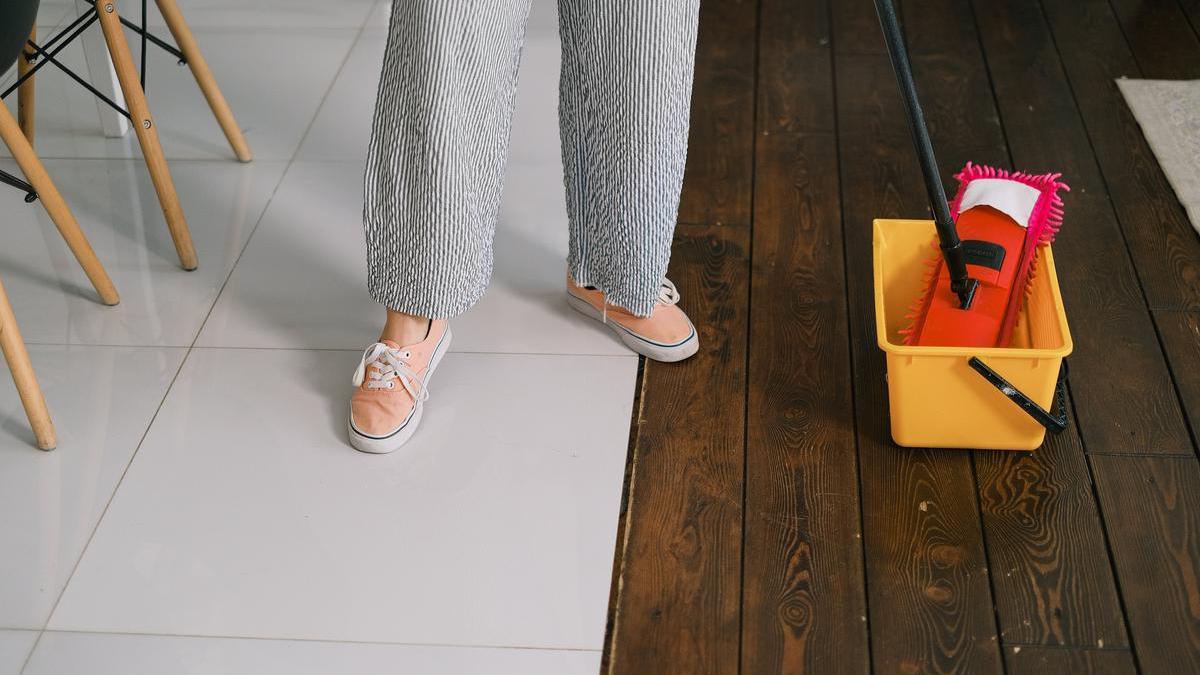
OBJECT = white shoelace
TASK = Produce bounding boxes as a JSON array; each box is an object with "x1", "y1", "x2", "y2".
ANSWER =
[
  {"x1": 657, "y1": 278, "x2": 681, "y2": 306},
  {"x1": 351, "y1": 343, "x2": 428, "y2": 402},
  {"x1": 598, "y1": 278, "x2": 681, "y2": 323}
]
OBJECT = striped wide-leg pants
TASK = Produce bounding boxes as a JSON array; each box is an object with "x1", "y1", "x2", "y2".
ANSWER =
[{"x1": 363, "y1": 0, "x2": 702, "y2": 318}]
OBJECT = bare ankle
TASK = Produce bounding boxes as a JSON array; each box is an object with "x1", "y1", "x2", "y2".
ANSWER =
[{"x1": 381, "y1": 309, "x2": 431, "y2": 346}]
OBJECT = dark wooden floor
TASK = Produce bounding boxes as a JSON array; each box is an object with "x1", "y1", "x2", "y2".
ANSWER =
[{"x1": 603, "y1": 0, "x2": 1200, "y2": 673}]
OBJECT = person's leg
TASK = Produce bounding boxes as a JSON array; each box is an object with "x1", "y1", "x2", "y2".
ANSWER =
[
  {"x1": 352, "y1": 0, "x2": 532, "y2": 453},
  {"x1": 364, "y1": 0, "x2": 533, "y2": 329},
  {"x1": 557, "y1": 0, "x2": 701, "y2": 317},
  {"x1": 558, "y1": 0, "x2": 702, "y2": 361}
]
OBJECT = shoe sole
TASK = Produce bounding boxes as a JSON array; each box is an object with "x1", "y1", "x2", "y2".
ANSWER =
[
  {"x1": 567, "y1": 293, "x2": 699, "y2": 363},
  {"x1": 348, "y1": 327, "x2": 453, "y2": 454}
]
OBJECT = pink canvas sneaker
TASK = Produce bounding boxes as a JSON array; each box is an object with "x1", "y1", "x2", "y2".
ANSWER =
[
  {"x1": 348, "y1": 320, "x2": 452, "y2": 454},
  {"x1": 567, "y1": 276, "x2": 699, "y2": 362}
]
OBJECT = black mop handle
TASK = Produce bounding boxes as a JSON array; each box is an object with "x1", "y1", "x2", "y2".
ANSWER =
[{"x1": 873, "y1": 0, "x2": 978, "y2": 309}]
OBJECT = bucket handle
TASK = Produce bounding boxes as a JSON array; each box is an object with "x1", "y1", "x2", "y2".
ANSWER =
[{"x1": 967, "y1": 357, "x2": 1069, "y2": 434}]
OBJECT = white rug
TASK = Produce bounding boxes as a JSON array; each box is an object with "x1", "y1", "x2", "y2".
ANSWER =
[{"x1": 1118, "y1": 78, "x2": 1200, "y2": 236}]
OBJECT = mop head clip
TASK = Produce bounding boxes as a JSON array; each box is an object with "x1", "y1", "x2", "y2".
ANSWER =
[{"x1": 901, "y1": 163, "x2": 1069, "y2": 348}]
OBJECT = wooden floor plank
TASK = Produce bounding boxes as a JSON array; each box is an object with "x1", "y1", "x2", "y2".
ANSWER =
[
  {"x1": 830, "y1": 0, "x2": 894, "y2": 56},
  {"x1": 900, "y1": 0, "x2": 1008, "y2": 166},
  {"x1": 607, "y1": 225, "x2": 750, "y2": 675},
  {"x1": 1182, "y1": 0, "x2": 1200, "y2": 38},
  {"x1": 742, "y1": 128, "x2": 867, "y2": 675},
  {"x1": 974, "y1": 435, "x2": 1128, "y2": 647},
  {"x1": 739, "y1": 1, "x2": 867, "y2": 672},
  {"x1": 677, "y1": 0, "x2": 758, "y2": 228},
  {"x1": 834, "y1": 2, "x2": 1003, "y2": 667},
  {"x1": 756, "y1": 0, "x2": 832, "y2": 136},
  {"x1": 971, "y1": 0, "x2": 1194, "y2": 457},
  {"x1": 1090, "y1": 455, "x2": 1200, "y2": 673},
  {"x1": 1154, "y1": 310, "x2": 1200, "y2": 444},
  {"x1": 1003, "y1": 646, "x2": 1138, "y2": 675},
  {"x1": 1108, "y1": 0, "x2": 1200, "y2": 79}
]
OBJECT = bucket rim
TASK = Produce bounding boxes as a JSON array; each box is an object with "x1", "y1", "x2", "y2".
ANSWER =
[{"x1": 872, "y1": 218, "x2": 1075, "y2": 359}]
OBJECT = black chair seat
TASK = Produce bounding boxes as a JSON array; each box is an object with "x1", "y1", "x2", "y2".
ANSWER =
[{"x1": 0, "y1": 0, "x2": 40, "y2": 77}]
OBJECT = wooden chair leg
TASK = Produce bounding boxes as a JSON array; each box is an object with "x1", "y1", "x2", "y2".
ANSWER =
[
  {"x1": 0, "y1": 104, "x2": 120, "y2": 306},
  {"x1": 155, "y1": 0, "x2": 252, "y2": 163},
  {"x1": 0, "y1": 277, "x2": 56, "y2": 451},
  {"x1": 95, "y1": 1, "x2": 199, "y2": 271},
  {"x1": 17, "y1": 27, "x2": 36, "y2": 143}
]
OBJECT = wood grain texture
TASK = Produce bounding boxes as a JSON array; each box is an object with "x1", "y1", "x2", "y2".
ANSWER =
[
  {"x1": 740, "y1": 2, "x2": 866, "y2": 671},
  {"x1": 0, "y1": 277, "x2": 55, "y2": 450},
  {"x1": 856, "y1": 440, "x2": 1001, "y2": 675},
  {"x1": 833, "y1": 5, "x2": 1003, "y2": 663},
  {"x1": 741, "y1": 128, "x2": 867, "y2": 672},
  {"x1": 971, "y1": 0, "x2": 1195, "y2": 456},
  {"x1": 902, "y1": 0, "x2": 1009, "y2": 187},
  {"x1": 755, "y1": 0, "x2": 832, "y2": 136},
  {"x1": 677, "y1": 0, "x2": 757, "y2": 228},
  {"x1": 1040, "y1": 0, "x2": 1200, "y2": 312},
  {"x1": 831, "y1": 0, "x2": 888, "y2": 56},
  {"x1": 607, "y1": 225, "x2": 749, "y2": 675},
  {"x1": 1090, "y1": 455, "x2": 1200, "y2": 674},
  {"x1": 1154, "y1": 310, "x2": 1200, "y2": 442},
  {"x1": 974, "y1": 432, "x2": 1127, "y2": 647},
  {"x1": 1107, "y1": 0, "x2": 1200, "y2": 79},
  {"x1": 1183, "y1": 0, "x2": 1200, "y2": 38},
  {"x1": 1003, "y1": 646, "x2": 1137, "y2": 675}
]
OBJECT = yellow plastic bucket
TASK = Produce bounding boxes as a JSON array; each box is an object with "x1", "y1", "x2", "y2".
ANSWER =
[{"x1": 873, "y1": 219, "x2": 1073, "y2": 451}]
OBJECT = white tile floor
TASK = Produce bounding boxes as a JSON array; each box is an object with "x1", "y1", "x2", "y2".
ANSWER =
[{"x1": 1, "y1": 2, "x2": 635, "y2": 672}]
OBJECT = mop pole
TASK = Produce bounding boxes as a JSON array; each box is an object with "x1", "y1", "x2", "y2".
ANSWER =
[{"x1": 873, "y1": 0, "x2": 978, "y2": 309}]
